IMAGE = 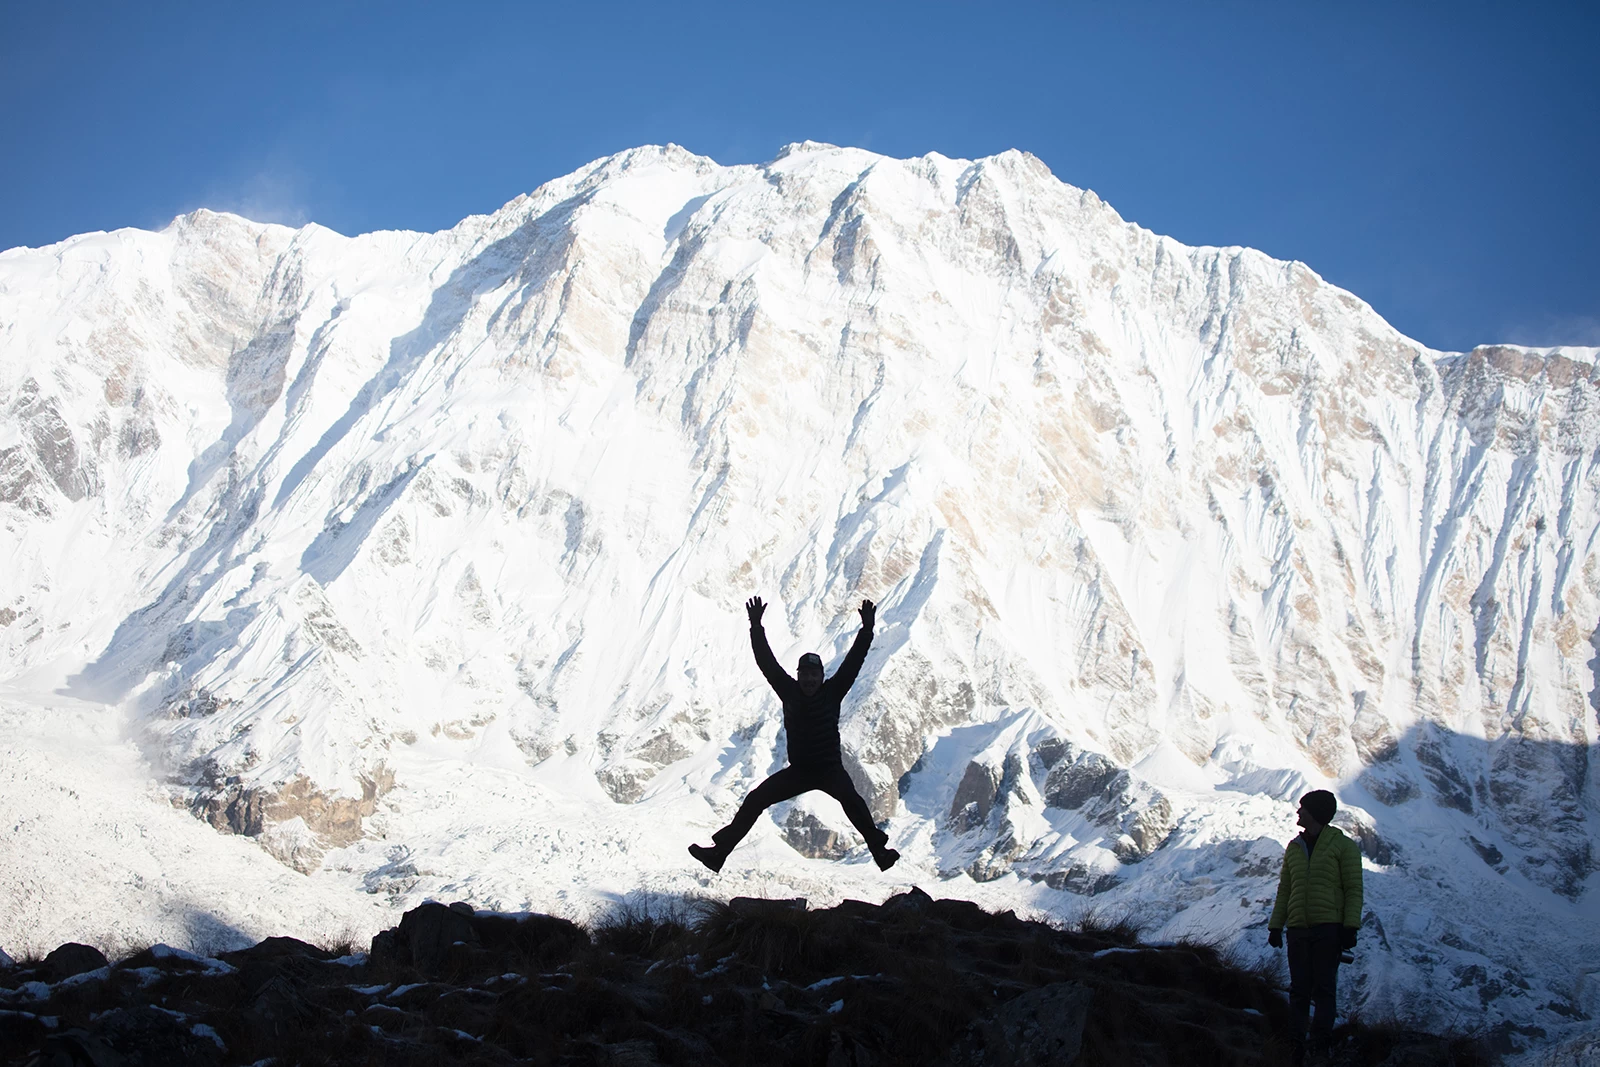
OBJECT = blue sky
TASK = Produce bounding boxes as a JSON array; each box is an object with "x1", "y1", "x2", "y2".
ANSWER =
[{"x1": 3, "y1": 2, "x2": 1594, "y2": 352}]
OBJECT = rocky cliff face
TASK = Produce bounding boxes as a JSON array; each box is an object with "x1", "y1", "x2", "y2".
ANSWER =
[{"x1": 1, "y1": 143, "x2": 1596, "y2": 1037}]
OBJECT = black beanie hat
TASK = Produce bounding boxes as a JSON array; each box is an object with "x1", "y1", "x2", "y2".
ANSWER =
[
  {"x1": 1300, "y1": 790, "x2": 1337, "y2": 824},
  {"x1": 798, "y1": 653, "x2": 823, "y2": 671}
]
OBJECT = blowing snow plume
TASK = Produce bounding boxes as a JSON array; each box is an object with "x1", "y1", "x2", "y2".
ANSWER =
[{"x1": 1, "y1": 142, "x2": 1597, "y2": 1042}]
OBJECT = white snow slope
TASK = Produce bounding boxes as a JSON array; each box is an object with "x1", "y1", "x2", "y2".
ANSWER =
[{"x1": 2, "y1": 143, "x2": 1597, "y2": 1039}]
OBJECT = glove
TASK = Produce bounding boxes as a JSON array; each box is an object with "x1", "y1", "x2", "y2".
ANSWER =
[
  {"x1": 1341, "y1": 927, "x2": 1358, "y2": 950},
  {"x1": 1268, "y1": 928, "x2": 1282, "y2": 948},
  {"x1": 746, "y1": 596, "x2": 766, "y2": 625}
]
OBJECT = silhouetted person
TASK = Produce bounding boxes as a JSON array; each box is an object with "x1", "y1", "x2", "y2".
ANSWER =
[
  {"x1": 689, "y1": 596, "x2": 900, "y2": 873},
  {"x1": 1267, "y1": 789, "x2": 1363, "y2": 1062}
]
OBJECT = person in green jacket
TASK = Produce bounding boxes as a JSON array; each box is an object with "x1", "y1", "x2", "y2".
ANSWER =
[{"x1": 1267, "y1": 789, "x2": 1363, "y2": 1059}]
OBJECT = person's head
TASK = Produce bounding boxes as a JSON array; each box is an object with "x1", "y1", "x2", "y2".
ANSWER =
[
  {"x1": 1297, "y1": 790, "x2": 1337, "y2": 832},
  {"x1": 797, "y1": 653, "x2": 824, "y2": 696}
]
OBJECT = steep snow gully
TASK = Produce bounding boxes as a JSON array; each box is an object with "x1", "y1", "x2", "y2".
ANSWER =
[{"x1": 1, "y1": 143, "x2": 1597, "y2": 1041}]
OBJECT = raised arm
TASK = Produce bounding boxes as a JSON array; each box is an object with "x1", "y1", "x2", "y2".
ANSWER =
[
  {"x1": 746, "y1": 596, "x2": 796, "y2": 699},
  {"x1": 827, "y1": 599, "x2": 876, "y2": 697}
]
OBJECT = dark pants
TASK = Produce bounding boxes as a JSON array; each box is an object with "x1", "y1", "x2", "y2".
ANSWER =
[
  {"x1": 713, "y1": 762, "x2": 887, "y2": 854},
  {"x1": 1286, "y1": 923, "x2": 1343, "y2": 1045}
]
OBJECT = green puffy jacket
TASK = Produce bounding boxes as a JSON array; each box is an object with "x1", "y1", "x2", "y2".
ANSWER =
[{"x1": 1269, "y1": 824, "x2": 1363, "y2": 929}]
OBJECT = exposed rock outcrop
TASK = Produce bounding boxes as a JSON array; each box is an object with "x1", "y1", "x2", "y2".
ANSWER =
[
  {"x1": 188, "y1": 765, "x2": 395, "y2": 869},
  {"x1": 42, "y1": 943, "x2": 109, "y2": 983}
]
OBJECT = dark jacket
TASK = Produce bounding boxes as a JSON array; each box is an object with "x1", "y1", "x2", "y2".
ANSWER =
[
  {"x1": 1269, "y1": 824, "x2": 1364, "y2": 930},
  {"x1": 751, "y1": 620, "x2": 873, "y2": 768}
]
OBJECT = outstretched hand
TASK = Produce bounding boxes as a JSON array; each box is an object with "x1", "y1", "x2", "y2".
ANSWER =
[
  {"x1": 746, "y1": 596, "x2": 766, "y2": 625},
  {"x1": 859, "y1": 599, "x2": 876, "y2": 628}
]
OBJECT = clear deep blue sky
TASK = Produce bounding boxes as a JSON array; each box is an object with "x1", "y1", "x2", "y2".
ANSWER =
[{"x1": 3, "y1": 2, "x2": 1594, "y2": 352}]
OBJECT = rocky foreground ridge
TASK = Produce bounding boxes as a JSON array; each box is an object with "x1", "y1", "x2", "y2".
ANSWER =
[{"x1": 1, "y1": 891, "x2": 1493, "y2": 1066}]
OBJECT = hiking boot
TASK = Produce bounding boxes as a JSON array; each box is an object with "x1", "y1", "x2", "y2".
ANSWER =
[
  {"x1": 688, "y1": 844, "x2": 726, "y2": 873},
  {"x1": 872, "y1": 847, "x2": 900, "y2": 871}
]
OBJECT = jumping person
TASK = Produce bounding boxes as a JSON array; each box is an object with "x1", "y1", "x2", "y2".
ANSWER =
[
  {"x1": 689, "y1": 596, "x2": 900, "y2": 873},
  {"x1": 1267, "y1": 789, "x2": 1364, "y2": 1062}
]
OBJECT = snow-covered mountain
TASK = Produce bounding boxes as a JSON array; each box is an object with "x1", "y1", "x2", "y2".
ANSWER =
[{"x1": 2, "y1": 143, "x2": 1596, "y2": 1039}]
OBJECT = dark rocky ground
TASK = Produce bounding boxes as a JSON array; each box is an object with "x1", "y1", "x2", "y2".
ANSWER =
[{"x1": 1, "y1": 889, "x2": 1494, "y2": 1066}]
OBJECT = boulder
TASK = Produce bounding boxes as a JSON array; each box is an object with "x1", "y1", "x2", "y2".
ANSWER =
[
  {"x1": 241, "y1": 971, "x2": 318, "y2": 1046},
  {"x1": 48, "y1": 1006, "x2": 225, "y2": 1067},
  {"x1": 116, "y1": 945, "x2": 229, "y2": 975},
  {"x1": 0, "y1": 1012, "x2": 54, "y2": 1056},
  {"x1": 881, "y1": 886, "x2": 934, "y2": 914},
  {"x1": 42, "y1": 943, "x2": 109, "y2": 982},
  {"x1": 462, "y1": 909, "x2": 588, "y2": 963},
  {"x1": 939, "y1": 981, "x2": 1092, "y2": 1066},
  {"x1": 368, "y1": 927, "x2": 401, "y2": 965},
  {"x1": 396, "y1": 900, "x2": 480, "y2": 974},
  {"x1": 223, "y1": 935, "x2": 332, "y2": 961},
  {"x1": 727, "y1": 897, "x2": 807, "y2": 919},
  {"x1": 34, "y1": 1028, "x2": 126, "y2": 1067}
]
